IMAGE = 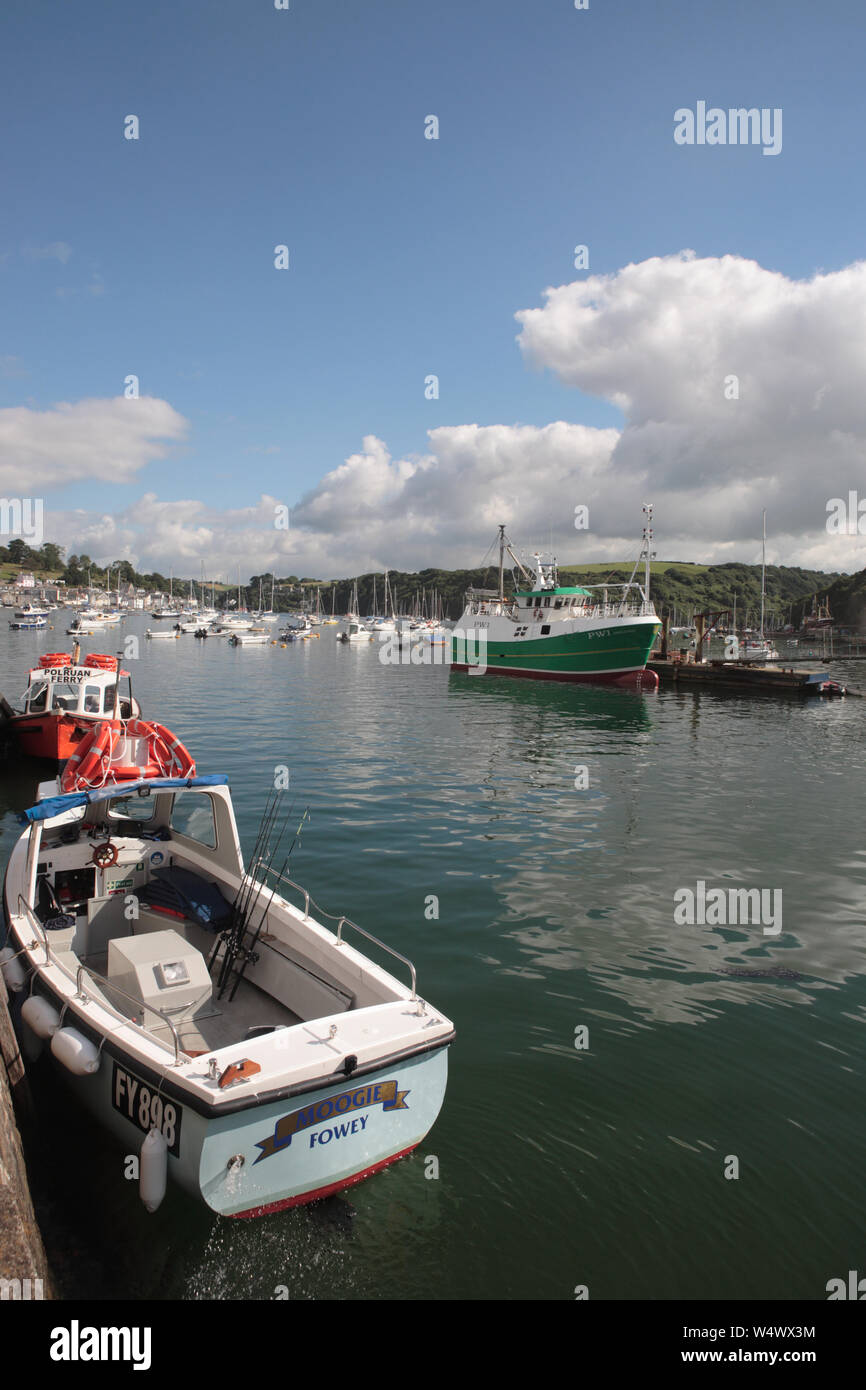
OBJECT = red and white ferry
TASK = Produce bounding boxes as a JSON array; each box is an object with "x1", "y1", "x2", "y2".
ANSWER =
[{"x1": 10, "y1": 649, "x2": 142, "y2": 763}]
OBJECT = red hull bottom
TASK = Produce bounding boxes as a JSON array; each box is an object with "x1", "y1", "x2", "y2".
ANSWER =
[
  {"x1": 229, "y1": 1143, "x2": 419, "y2": 1219},
  {"x1": 450, "y1": 665, "x2": 659, "y2": 692}
]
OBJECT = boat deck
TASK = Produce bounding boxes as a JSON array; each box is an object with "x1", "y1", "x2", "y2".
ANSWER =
[{"x1": 79, "y1": 921, "x2": 303, "y2": 1058}]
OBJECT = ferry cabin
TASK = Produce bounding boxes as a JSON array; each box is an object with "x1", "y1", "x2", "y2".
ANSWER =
[{"x1": 13, "y1": 657, "x2": 140, "y2": 762}]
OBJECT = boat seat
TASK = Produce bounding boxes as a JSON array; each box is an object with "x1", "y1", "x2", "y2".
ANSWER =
[{"x1": 137, "y1": 866, "x2": 233, "y2": 932}]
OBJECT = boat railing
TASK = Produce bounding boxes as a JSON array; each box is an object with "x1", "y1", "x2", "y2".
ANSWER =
[
  {"x1": 269, "y1": 872, "x2": 418, "y2": 1001},
  {"x1": 462, "y1": 594, "x2": 658, "y2": 621},
  {"x1": 73, "y1": 964, "x2": 184, "y2": 1066},
  {"x1": 16, "y1": 894, "x2": 184, "y2": 1065}
]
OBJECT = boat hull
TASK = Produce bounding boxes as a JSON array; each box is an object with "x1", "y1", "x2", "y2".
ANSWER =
[
  {"x1": 10, "y1": 712, "x2": 100, "y2": 761},
  {"x1": 451, "y1": 616, "x2": 660, "y2": 686},
  {"x1": 42, "y1": 1035, "x2": 449, "y2": 1217}
]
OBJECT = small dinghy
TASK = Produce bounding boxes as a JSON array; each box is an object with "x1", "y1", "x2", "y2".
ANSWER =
[{"x1": 2, "y1": 779, "x2": 454, "y2": 1217}]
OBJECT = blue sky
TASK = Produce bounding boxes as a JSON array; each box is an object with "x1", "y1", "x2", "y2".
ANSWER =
[{"x1": 3, "y1": 0, "x2": 866, "y2": 577}]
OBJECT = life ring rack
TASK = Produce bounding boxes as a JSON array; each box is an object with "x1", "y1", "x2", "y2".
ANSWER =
[{"x1": 60, "y1": 718, "x2": 196, "y2": 793}]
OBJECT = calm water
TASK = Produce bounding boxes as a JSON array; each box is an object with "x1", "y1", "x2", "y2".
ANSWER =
[{"x1": 2, "y1": 617, "x2": 865, "y2": 1301}]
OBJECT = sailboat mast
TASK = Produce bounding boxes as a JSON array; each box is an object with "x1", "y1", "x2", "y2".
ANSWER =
[{"x1": 760, "y1": 509, "x2": 766, "y2": 641}]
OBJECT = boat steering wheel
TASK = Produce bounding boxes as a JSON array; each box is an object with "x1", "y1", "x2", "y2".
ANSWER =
[{"x1": 91, "y1": 841, "x2": 119, "y2": 869}]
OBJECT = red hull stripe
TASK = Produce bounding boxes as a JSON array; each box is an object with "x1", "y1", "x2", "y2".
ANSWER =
[
  {"x1": 228, "y1": 1143, "x2": 419, "y2": 1219},
  {"x1": 451, "y1": 664, "x2": 659, "y2": 690}
]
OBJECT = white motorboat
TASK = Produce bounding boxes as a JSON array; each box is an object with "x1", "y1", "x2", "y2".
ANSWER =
[
  {"x1": 283, "y1": 613, "x2": 313, "y2": 632},
  {"x1": 211, "y1": 617, "x2": 255, "y2": 634},
  {"x1": 9, "y1": 615, "x2": 48, "y2": 631},
  {"x1": 2, "y1": 778, "x2": 454, "y2": 1217},
  {"x1": 337, "y1": 620, "x2": 372, "y2": 643},
  {"x1": 228, "y1": 632, "x2": 270, "y2": 646},
  {"x1": 67, "y1": 614, "x2": 106, "y2": 636}
]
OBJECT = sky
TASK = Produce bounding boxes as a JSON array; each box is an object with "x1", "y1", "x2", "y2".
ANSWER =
[{"x1": 2, "y1": 0, "x2": 866, "y2": 580}]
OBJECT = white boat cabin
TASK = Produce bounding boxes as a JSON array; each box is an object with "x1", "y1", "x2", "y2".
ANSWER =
[{"x1": 22, "y1": 658, "x2": 138, "y2": 721}]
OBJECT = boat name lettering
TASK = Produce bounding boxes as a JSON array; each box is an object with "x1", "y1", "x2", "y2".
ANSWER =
[
  {"x1": 254, "y1": 1079, "x2": 410, "y2": 1163},
  {"x1": 44, "y1": 668, "x2": 86, "y2": 682},
  {"x1": 309, "y1": 1114, "x2": 369, "y2": 1147},
  {"x1": 112, "y1": 1063, "x2": 181, "y2": 1155},
  {"x1": 587, "y1": 628, "x2": 613, "y2": 641}
]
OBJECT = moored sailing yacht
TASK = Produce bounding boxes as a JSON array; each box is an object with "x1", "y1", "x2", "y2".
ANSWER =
[{"x1": 451, "y1": 512, "x2": 661, "y2": 688}]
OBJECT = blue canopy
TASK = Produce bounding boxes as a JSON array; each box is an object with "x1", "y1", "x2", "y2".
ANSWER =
[{"x1": 17, "y1": 775, "x2": 229, "y2": 825}]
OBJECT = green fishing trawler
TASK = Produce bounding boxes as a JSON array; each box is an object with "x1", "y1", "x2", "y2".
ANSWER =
[{"x1": 451, "y1": 512, "x2": 661, "y2": 690}]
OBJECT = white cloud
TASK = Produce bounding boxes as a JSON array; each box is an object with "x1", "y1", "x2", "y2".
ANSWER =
[
  {"x1": 20, "y1": 253, "x2": 866, "y2": 577},
  {"x1": 516, "y1": 251, "x2": 866, "y2": 553},
  {"x1": 0, "y1": 396, "x2": 188, "y2": 491}
]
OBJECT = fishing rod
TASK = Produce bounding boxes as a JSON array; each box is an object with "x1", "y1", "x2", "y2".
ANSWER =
[
  {"x1": 216, "y1": 795, "x2": 296, "y2": 997},
  {"x1": 209, "y1": 793, "x2": 277, "y2": 973},
  {"x1": 210, "y1": 789, "x2": 283, "y2": 977},
  {"x1": 227, "y1": 809, "x2": 310, "y2": 1002},
  {"x1": 227, "y1": 855, "x2": 289, "y2": 1004}
]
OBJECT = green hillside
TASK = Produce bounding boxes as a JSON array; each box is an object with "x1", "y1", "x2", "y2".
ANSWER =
[{"x1": 0, "y1": 537, "x2": 847, "y2": 625}]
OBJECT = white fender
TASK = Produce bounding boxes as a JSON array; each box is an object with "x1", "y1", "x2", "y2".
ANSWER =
[
  {"x1": 140, "y1": 1128, "x2": 168, "y2": 1213},
  {"x1": 0, "y1": 946, "x2": 26, "y2": 994},
  {"x1": 21, "y1": 995, "x2": 61, "y2": 1039},
  {"x1": 50, "y1": 1027, "x2": 101, "y2": 1075}
]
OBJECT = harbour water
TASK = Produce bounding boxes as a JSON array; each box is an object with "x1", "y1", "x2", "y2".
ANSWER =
[{"x1": 2, "y1": 617, "x2": 865, "y2": 1300}]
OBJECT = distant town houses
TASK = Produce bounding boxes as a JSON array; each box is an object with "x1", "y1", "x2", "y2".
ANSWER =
[{"x1": 0, "y1": 578, "x2": 157, "y2": 610}]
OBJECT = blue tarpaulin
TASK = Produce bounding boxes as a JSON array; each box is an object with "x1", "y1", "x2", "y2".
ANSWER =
[{"x1": 17, "y1": 775, "x2": 229, "y2": 825}]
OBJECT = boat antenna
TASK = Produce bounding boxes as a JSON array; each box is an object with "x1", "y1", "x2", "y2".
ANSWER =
[
  {"x1": 642, "y1": 503, "x2": 654, "y2": 605},
  {"x1": 498, "y1": 524, "x2": 505, "y2": 602}
]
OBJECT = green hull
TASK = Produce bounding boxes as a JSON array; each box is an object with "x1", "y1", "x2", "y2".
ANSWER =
[{"x1": 451, "y1": 620, "x2": 660, "y2": 680}]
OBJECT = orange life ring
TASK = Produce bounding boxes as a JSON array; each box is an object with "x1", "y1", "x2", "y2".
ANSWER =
[
  {"x1": 61, "y1": 720, "x2": 115, "y2": 791},
  {"x1": 83, "y1": 654, "x2": 118, "y2": 670},
  {"x1": 60, "y1": 718, "x2": 196, "y2": 790},
  {"x1": 122, "y1": 719, "x2": 196, "y2": 779},
  {"x1": 39, "y1": 653, "x2": 72, "y2": 668}
]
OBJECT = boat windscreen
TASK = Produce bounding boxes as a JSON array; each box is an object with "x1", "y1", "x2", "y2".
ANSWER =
[{"x1": 18, "y1": 774, "x2": 229, "y2": 824}]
